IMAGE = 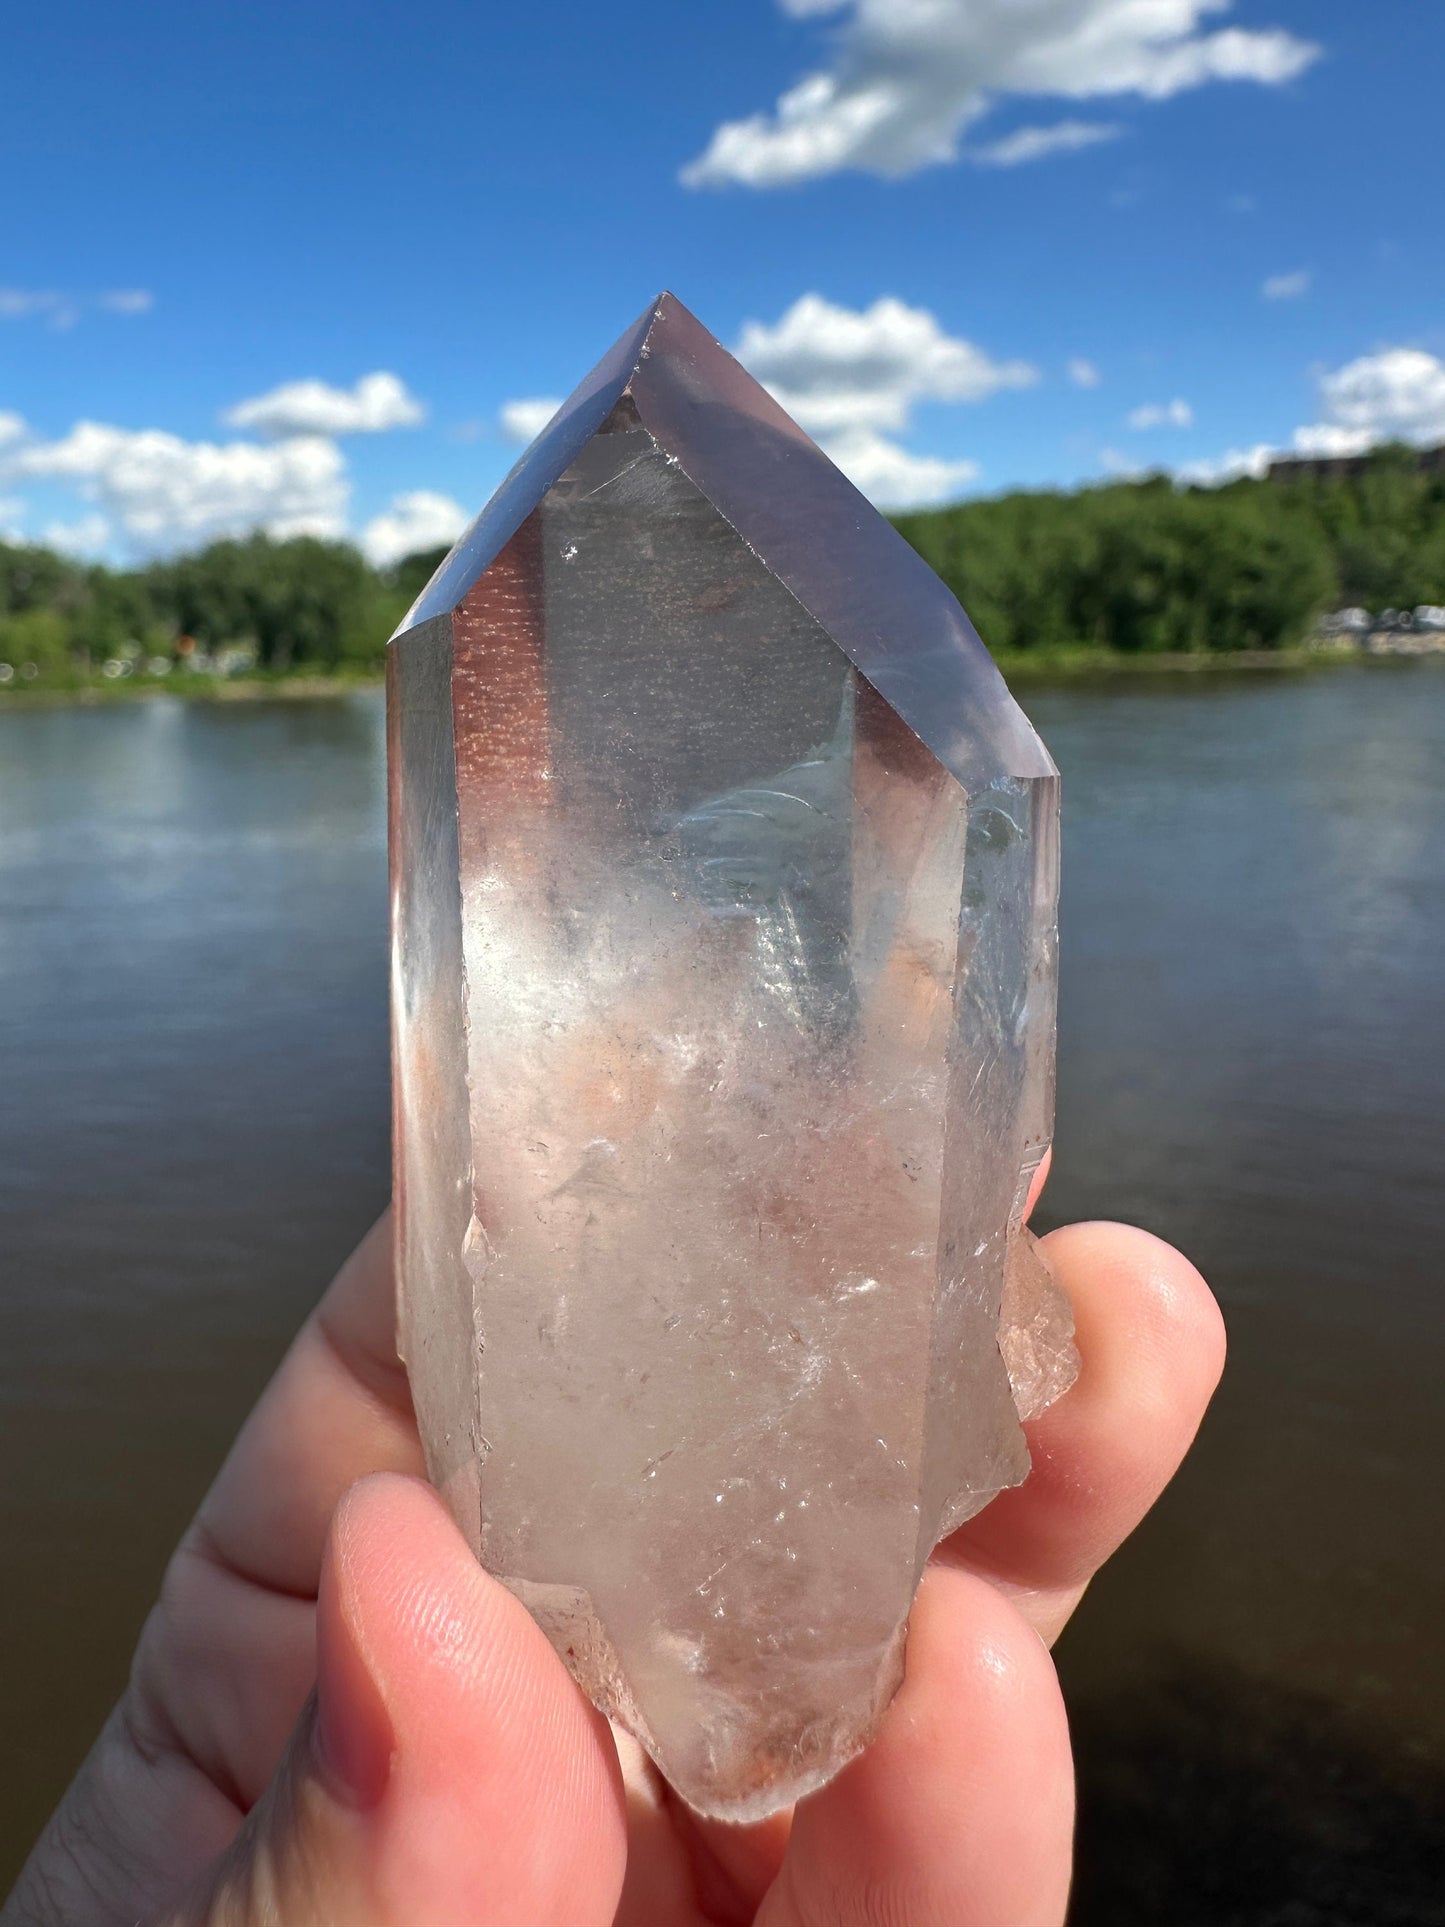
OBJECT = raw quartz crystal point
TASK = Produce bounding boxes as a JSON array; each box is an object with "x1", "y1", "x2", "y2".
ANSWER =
[{"x1": 388, "y1": 292, "x2": 1076, "y2": 1823}]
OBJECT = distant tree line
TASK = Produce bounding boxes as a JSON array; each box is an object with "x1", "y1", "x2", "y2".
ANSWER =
[
  {"x1": 0, "y1": 535, "x2": 449, "y2": 676},
  {"x1": 894, "y1": 444, "x2": 1445, "y2": 654},
  {"x1": 3, "y1": 445, "x2": 1444, "y2": 675}
]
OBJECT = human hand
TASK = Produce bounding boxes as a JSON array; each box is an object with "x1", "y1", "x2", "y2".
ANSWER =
[{"x1": 4, "y1": 1206, "x2": 1223, "y2": 1927}]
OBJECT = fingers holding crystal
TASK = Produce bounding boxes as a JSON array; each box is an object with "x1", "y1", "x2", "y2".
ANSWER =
[
  {"x1": 757, "y1": 1566, "x2": 1074, "y2": 1927},
  {"x1": 937, "y1": 1220, "x2": 1226, "y2": 1644},
  {"x1": 172, "y1": 1476, "x2": 628, "y2": 1927}
]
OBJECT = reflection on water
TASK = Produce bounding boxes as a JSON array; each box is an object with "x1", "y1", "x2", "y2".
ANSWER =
[{"x1": 1, "y1": 668, "x2": 1441, "y2": 1910}]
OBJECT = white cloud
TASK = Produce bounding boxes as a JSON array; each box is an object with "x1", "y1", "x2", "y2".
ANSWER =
[
  {"x1": 1178, "y1": 443, "x2": 1272, "y2": 484},
  {"x1": 224, "y1": 371, "x2": 425, "y2": 438},
  {"x1": 0, "y1": 288, "x2": 152, "y2": 325},
  {"x1": 1263, "y1": 269, "x2": 1310, "y2": 301},
  {"x1": 499, "y1": 397, "x2": 564, "y2": 443},
  {"x1": 1128, "y1": 397, "x2": 1194, "y2": 430},
  {"x1": 734, "y1": 294, "x2": 1019, "y2": 509},
  {"x1": 737, "y1": 293, "x2": 1036, "y2": 434},
  {"x1": 4, "y1": 422, "x2": 349, "y2": 551},
  {"x1": 0, "y1": 289, "x2": 78, "y2": 329},
  {"x1": 1290, "y1": 426, "x2": 1371, "y2": 459},
  {"x1": 1170, "y1": 345, "x2": 1445, "y2": 484},
  {"x1": 1068, "y1": 357, "x2": 1101, "y2": 388},
  {"x1": 0, "y1": 412, "x2": 26, "y2": 448},
  {"x1": 970, "y1": 119, "x2": 1121, "y2": 167},
  {"x1": 360, "y1": 490, "x2": 469, "y2": 568},
  {"x1": 1292, "y1": 348, "x2": 1445, "y2": 457},
  {"x1": 43, "y1": 513, "x2": 113, "y2": 556},
  {"x1": 823, "y1": 426, "x2": 978, "y2": 506},
  {"x1": 682, "y1": 0, "x2": 1320, "y2": 187},
  {"x1": 1099, "y1": 446, "x2": 1149, "y2": 478},
  {"x1": 0, "y1": 289, "x2": 61, "y2": 319},
  {"x1": 0, "y1": 287, "x2": 151, "y2": 327},
  {"x1": 100, "y1": 289, "x2": 155, "y2": 315}
]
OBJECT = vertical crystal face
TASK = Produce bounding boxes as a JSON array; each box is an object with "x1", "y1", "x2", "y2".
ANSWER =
[{"x1": 389, "y1": 294, "x2": 1073, "y2": 1821}]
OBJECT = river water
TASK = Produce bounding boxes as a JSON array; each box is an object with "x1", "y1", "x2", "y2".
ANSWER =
[{"x1": 2, "y1": 666, "x2": 1441, "y2": 1917}]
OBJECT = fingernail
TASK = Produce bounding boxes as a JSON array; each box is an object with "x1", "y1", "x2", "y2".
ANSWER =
[{"x1": 315, "y1": 1545, "x2": 395, "y2": 1809}]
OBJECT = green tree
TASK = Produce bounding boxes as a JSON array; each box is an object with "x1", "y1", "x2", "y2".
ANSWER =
[
  {"x1": 0, "y1": 543, "x2": 82, "y2": 618},
  {"x1": 389, "y1": 545, "x2": 450, "y2": 608},
  {"x1": 150, "y1": 535, "x2": 384, "y2": 667},
  {"x1": 0, "y1": 606, "x2": 72, "y2": 670},
  {"x1": 898, "y1": 467, "x2": 1338, "y2": 653}
]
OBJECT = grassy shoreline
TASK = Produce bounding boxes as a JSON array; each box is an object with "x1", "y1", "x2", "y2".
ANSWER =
[
  {"x1": 0, "y1": 668, "x2": 386, "y2": 708},
  {"x1": 2, "y1": 644, "x2": 1428, "y2": 711},
  {"x1": 988, "y1": 644, "x2": 1348, "y2": 680}
]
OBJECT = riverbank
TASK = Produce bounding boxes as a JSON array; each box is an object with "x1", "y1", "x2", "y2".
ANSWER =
[
  {"x1": 989, "y1": 644, "x2": 1343, "y2": 681},
  {"x1": 0, "y1": 667, "x2": 386, "y2": 707},
  {"x1": 3, "y1": 645, "x2": 1429, "y2": 709}
]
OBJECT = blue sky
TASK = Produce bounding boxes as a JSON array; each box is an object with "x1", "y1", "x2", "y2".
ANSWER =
[{"x1": 2, "y1": 0, "x2": 1442, "y2": 564}]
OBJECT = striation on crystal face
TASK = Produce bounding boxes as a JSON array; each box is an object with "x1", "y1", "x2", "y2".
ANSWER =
[{"x1": 388, "y1": 292, "x2": 1075, "y2": 1822}]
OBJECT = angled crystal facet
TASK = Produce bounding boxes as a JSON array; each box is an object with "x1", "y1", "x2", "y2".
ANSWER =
[{"x1": 388, "y1": 293, "x2": 1074, "y2": 1821}]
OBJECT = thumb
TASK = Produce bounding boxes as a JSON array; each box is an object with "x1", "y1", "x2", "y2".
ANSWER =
[{"x1": 168, "y1": 1474, "x2": 627, "y2": 1927}]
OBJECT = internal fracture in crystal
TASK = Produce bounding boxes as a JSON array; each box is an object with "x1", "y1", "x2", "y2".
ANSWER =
[{"x1": 388, "y1": 293, "x2": 1074, "y2": 1822}]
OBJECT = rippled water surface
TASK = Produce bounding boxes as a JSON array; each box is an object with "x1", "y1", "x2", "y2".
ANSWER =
[{"x1": 2, "y1": 668, "x2": 1441, "y2": 1912}]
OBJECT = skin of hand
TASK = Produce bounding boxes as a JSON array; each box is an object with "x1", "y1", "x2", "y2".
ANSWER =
[{"x1": 2, "y1": 1198, "x2": 1224, "y2": 1927}]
